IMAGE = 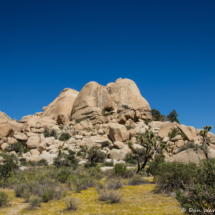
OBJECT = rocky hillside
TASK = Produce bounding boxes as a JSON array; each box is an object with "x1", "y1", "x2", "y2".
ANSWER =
[{"x1": 0, "y1": 78, "x2": 215, "y2": 166}]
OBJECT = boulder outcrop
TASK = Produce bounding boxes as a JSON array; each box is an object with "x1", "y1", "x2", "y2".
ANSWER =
[
  {"x1": 71, "y1": 78, "x2": 151, "y2": 121},
  {"x1": 42, "y1": 88, "x2": 79, "y2": 122}
]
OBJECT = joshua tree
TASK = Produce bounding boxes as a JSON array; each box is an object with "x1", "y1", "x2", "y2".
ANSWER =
[
  {"x1": 128, "y1": 127, "x2": 167, "y2": 174},
  {"x1": 199, "y1": 126, "x2": 212, "y2": 161}
]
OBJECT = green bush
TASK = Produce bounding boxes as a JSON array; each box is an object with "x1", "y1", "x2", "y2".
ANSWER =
[
  {"x1": 126, "y1": 125, "x2": 132, "y2": 130},
  {"x1": 176, "y1": 159, "x2": 215, "y2": 213},
  {"x1": 122, "y1": 105, "x2": 129, "y2": 109},
  {"x1": 148, "y1": 155, "x2": 165, "y2": 176},
  {"x1": 43, "y1": 128, "x2": 57, "y2": 138},
  {"x1": 75, "y1": 118, "x2": 84, "y2": 124},
  {"x1": 100, "y1": 141, "x2": 110, "y2": 148},
  {"x1": 124, "y1": 148, "x2": 145, "y2": 165},
  {"x1": 37, "y1": 159, "x2": 48, "y2": 166},
  {"x1": 23, "y1": 148, "x2": 30, "y2": 153},
  {"x1": 53, "y1": 150, "x2": 78, "y2": 168},
  {"x1": 56, "y1": 169, "x2": 70, "y2": 183},
  {"x1": 168, "y1": 128, "x2": 187, "y2": 140},
  {"x1": 114, "y1": 163, "x2": 127, "y2": 176},
  {"x1": 5, "y1": 141, "x2": 23, "y2": 153},
  {"x1": 50, "y1": 129, "x2": 57, "y2": 138},
  {"x1": 88, "y1": 147, "x2": 106, "y2": 163},
  {"x1": 104, "y1": 161, "x2": 114, "y2": 167},
  {"x1": 43, "y1": 128, "x2": 50, "y2": 138},
  {"x1": 152, "y1": 161, "x2": 197, "y2": 193},
  {"x1": 0, "y1": 191, "x2": 10, "y2": 207},
  {"x1": 59, "y1": 133, "x2": 71, "y2": 141},
  {"x1": 0, "y1": 154, "x2": 17, "y2": 188},
  {"x1": 20, "y1": 158, "x2": 27, "y2": 166},
  {"x1": 84, "y1": 161, "x2": 97, "y2": 168}
]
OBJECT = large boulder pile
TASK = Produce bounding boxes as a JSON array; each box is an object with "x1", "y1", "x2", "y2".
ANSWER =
[
  {"x1": 0, "y1": 78, "x2": 214, "y2": 166},
  {"x1": 71, "y1": 78, "x2": 151, "y2": 121}
]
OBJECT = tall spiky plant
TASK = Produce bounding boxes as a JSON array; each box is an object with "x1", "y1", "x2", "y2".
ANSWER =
[
  {"x1": 128, "y1": 126, "x2": 167, "y2": 174},
  {"x1": 199, "y1": 126, "x2": 212, "y2": 161}
]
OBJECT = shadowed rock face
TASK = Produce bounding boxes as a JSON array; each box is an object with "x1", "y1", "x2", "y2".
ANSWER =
[{"x1": 71, "y1": 78, "x2": 151, "y2": 120}]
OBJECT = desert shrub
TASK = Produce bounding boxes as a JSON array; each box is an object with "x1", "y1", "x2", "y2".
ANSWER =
[
  {"x1": 29, "y1": 197, "x2": 41, "y2": 209},
  {"x1": 122, "y1": 105, "x2": 129, "y2": 109},
  {"x1": 43, "y1": 128, "x2": 50, "y2": 138},
  {"x1": 153, "y1": 161, "x2": 197, "y2": 193},
  {"x1": 56, "y1": 169, "x2": 70, "y2": 183},
  {"x1": 50, "y1": 129, "x2": 57, "y2": 138},
  {"x1": 88, "y1": 147, "x2": 106, "y2": 163},
  {"x1": 124, "y1": 153, "x2": 137, "y2": 165},
  {"x1": 75, "y1": 118, "x2": 84, "y2": 124},
  {"x1": 168, "y1": 128, "x2": 180, "y2": 139},
  {"x1": 148, "y1": 155, "x2": 165, "y2": 176},
  {"x1": 167, "y1": 110, "x2": 179, "y2": 123},
  {"x1": 97, "y1": 188, "x2": 121, "y2": 203},
  {"x1": 74, "y1": 177, "x2": 96, "y2": 193},
  {"x1": 53, "y1": 150, "x2": 78, "y2": 169},
  {"x1": 100, "y1": 141, "x2": 110, "y2": 148},
  {"x1": 108, "y1": 190, "x2": 121, "y2": 203},
  {"x1": 97, "y1": 189, "x2": 110, "y2": 201},
  {"x1": 65, "y1": 197, "x2": 79, "y2": 211},
  {"x1": 5, "y1": 141, "x2": 23, "y2": 153},
  {"x1": 0, "y1": 154, "x2": 17, "y2": 188},
  {"x1": 128, "y1": 175, "x2": 150, "y2": 186},
  {"x1": 22, "y1": 189, "x2": 31, "y2": 202},
  {"x1": 144, "y1": 119, "x2": 152, "y2": 125},
  {"x1": 23, "y1": 148, "x2": 30, "y2": 153},
  {"x1": 101, "y1": 109, "x2": 112, "y2": 116},
  {"x1": 44, "y1": 129, "x2": 57, "y2": 138},
  {"x1": 14, "y1": 183, "x2": 28, "y2": 197},
  {"x1": 124, "y1": 148, "x2": 146, "y2": 165},
  {"x1": 20, "y1": 158, "x2": 27, "y2": 166},
  {"x1": 104, "y1": 161, "x2": 114, "y2": 167},
  {"x1": 114, "y1": 163, "x2": 127, "y2": 176},
  {"x1": 0, "y1": 191, "x2": 10, "y2": 207},
  {"x1": 177, "y1": 142, "x2": 196, "y2": 154},
  {"x1": 176, "y1": 159, "x2": 215, "y2": 214},
  {"x1": 84, "y1": 161, "x2": 97, "y2": 168},
  {"x1": 37, "y1": 159, "x2": 48, "y2": 167},
  {"x1": 106, "y1": 178, "x2": 124, "y2": 190},
  {"x1": 59, "y1": 132, "x2": 71, "y2": 141},
  {"x1": 126, "y1": 125, "x2": 132, "y2": 130}
]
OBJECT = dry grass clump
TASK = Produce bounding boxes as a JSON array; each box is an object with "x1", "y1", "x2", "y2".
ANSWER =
[
  {"x1": 0, "y1": 191, "x2": 10, "y2": 207},
  {"x1": 128, "y1": 175, "x2": 150, "y2": 186},
  {"x1": 65, "y1": 197, "x2": 79, "y2": 211},
  {"x1": 106, "y1": 178, "x2": 124, "y2": 190},
  {"x1": 29, "y1": 196, "x2": 41, "y2": 209},
  {"x1": 97, "y1": 188, "x2": 122, "y2": 203}
]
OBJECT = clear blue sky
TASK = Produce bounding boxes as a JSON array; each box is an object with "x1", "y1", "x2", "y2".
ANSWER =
[{"x1": 0, "y1": 0, "x2": 214, "y2": 132}]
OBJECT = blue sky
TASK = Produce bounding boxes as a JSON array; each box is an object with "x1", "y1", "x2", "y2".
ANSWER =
[{"x1": 0, "y1": 0, "x2": 214, "y2": 132}]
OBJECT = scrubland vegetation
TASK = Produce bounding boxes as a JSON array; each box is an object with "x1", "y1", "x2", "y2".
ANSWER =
[{"x1": 0, "y1": 146, "x2": 215, "y2": 214}]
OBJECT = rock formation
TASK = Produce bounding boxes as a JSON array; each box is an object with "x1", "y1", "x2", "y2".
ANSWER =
[{"x1": 0, "y1": 78, "x2": 214, "y2": 166}]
